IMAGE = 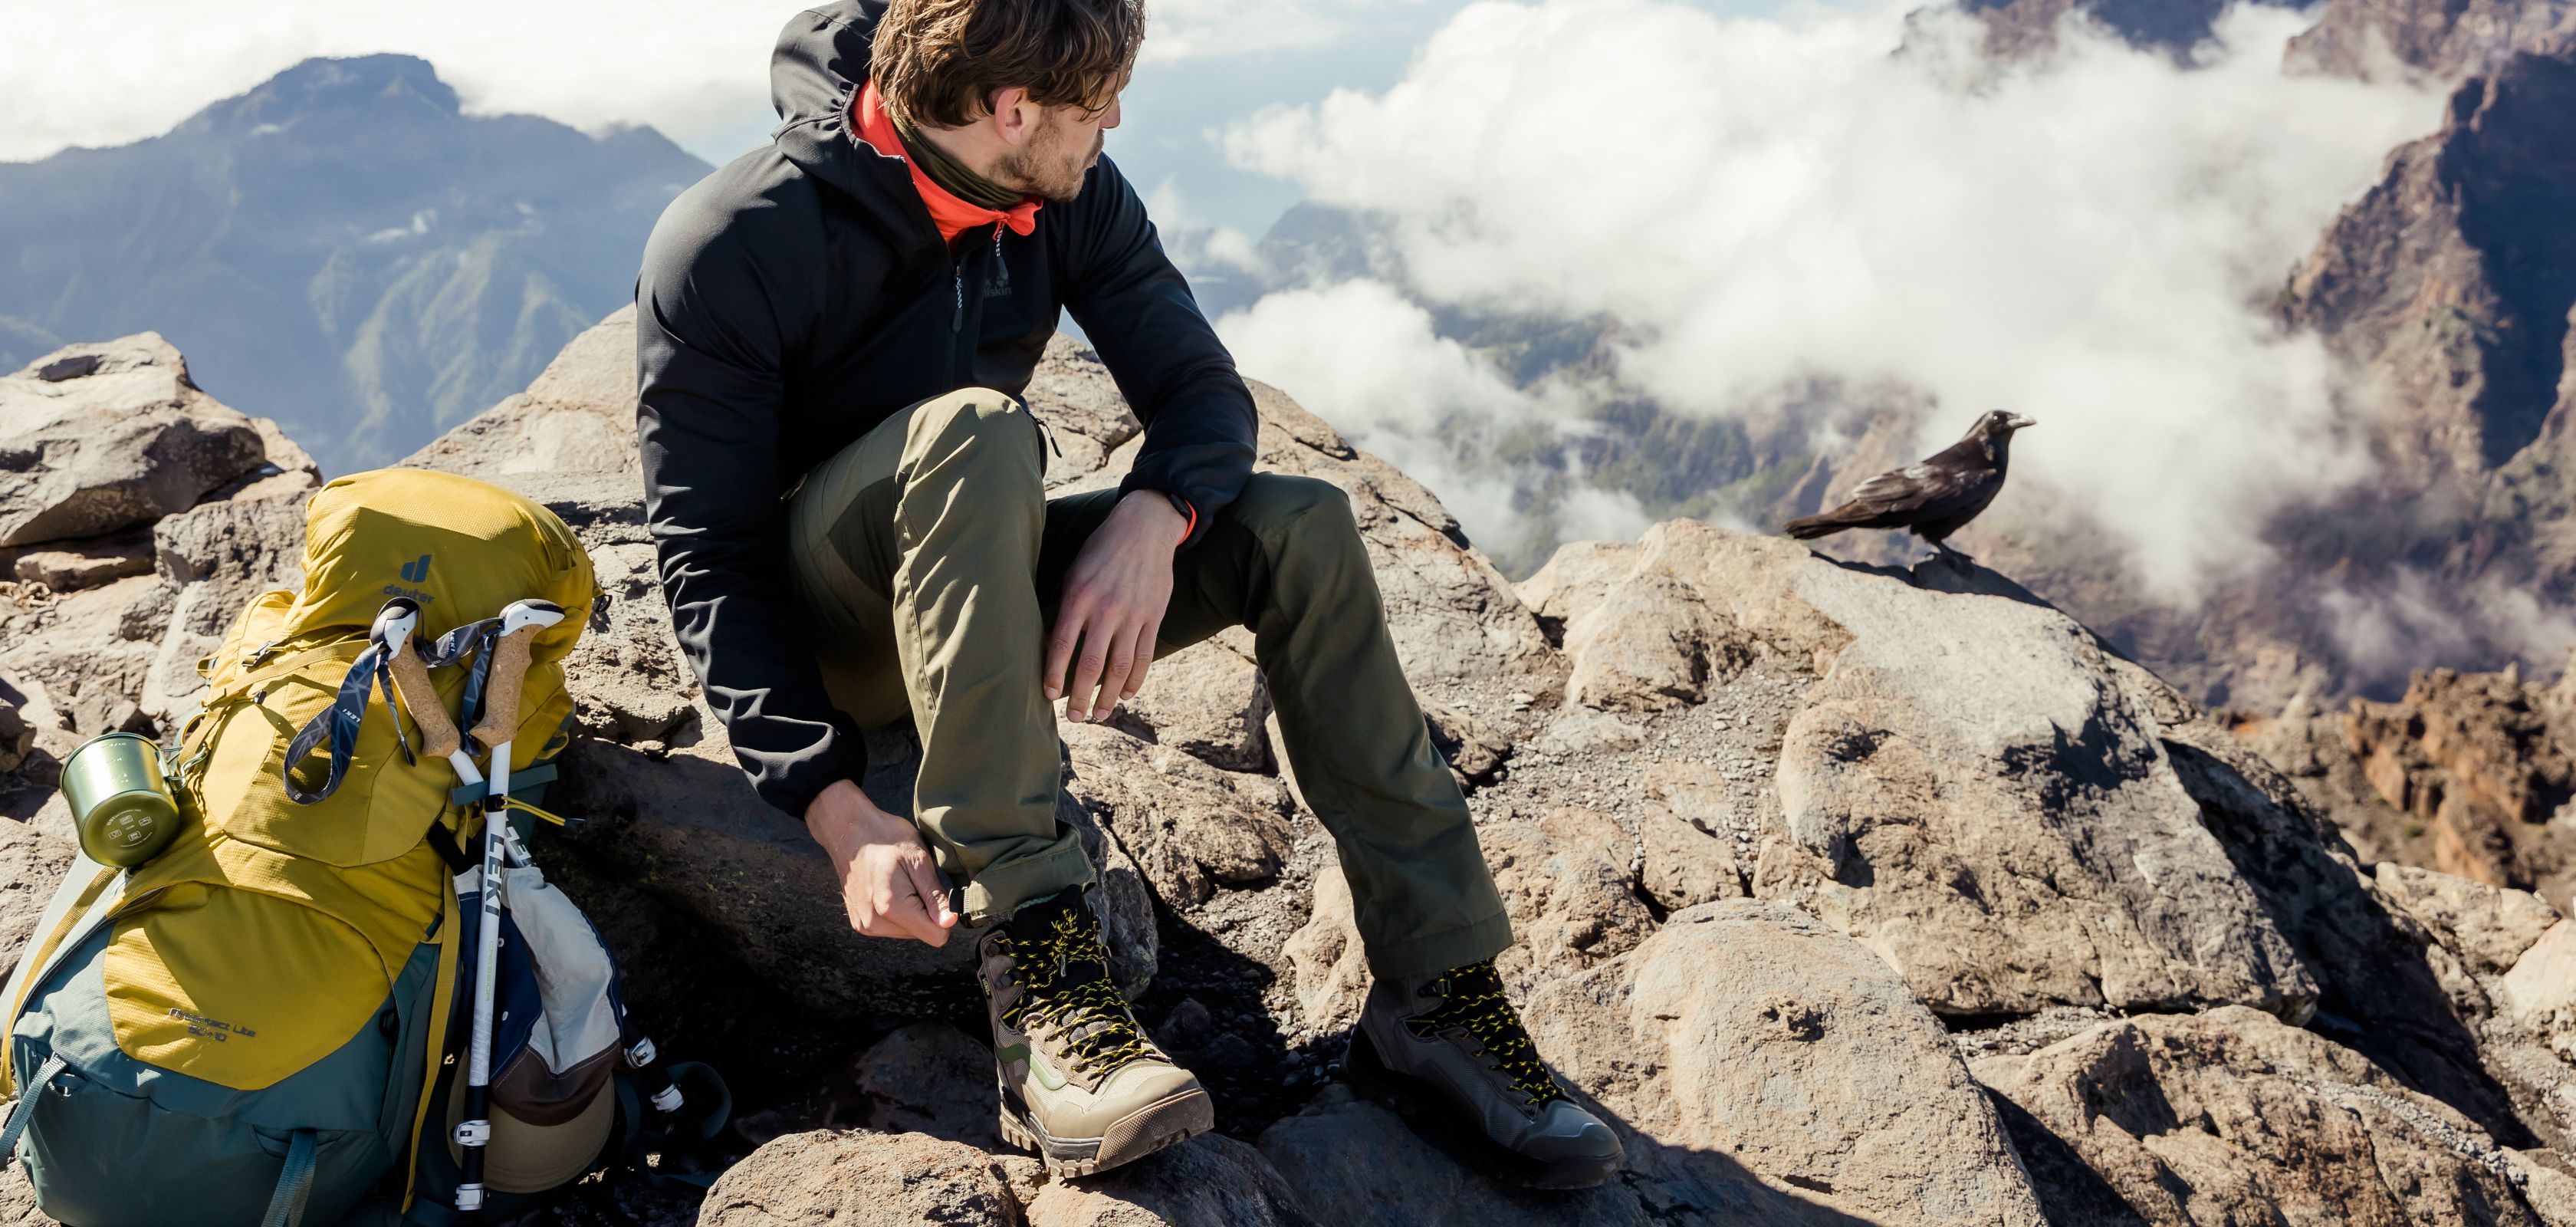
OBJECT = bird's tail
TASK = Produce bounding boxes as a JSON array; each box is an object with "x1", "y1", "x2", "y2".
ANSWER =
[{"x1": 1783, "y1": 512, "x2": 1852, "y2": 540}]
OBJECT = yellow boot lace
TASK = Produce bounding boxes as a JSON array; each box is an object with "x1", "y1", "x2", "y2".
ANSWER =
[
  {"x1": 1404, "y1": 960, "x2": 1568, "y2": 1109},
  {"x1": 997, "y1": 905, "x2": 1152, "y2": 1076}
]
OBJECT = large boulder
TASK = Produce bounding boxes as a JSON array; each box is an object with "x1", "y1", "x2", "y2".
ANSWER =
[
  {"x1": 1525, "y1": 522, "x2": 2316, "y2": 1021},
  {"x1": 0, "y1": 330, "x2": 319, "y2": 743},
  {"x1": 2362, "y1": 865, "x2": 2576, "y2": 1150},
  {"x1": 0, "y1": 334, "x2": 269, "y2": 547},
  {"x1": 1523, "y1": 900, "x2": 2048, "y2": 1227},
  {"x1": 136, "y1": 487, "x2": 310, "y2": 724},
  {"x1": 1021, "y1": 1134, "x2": 1316, "y2": 1226},
  {"x1": 1976, "y1": 1006, "x2": 2568, "y2": 1227},
  {"x1": 698, "y1": 1130, "x2": 1022, "y2": 1227}
]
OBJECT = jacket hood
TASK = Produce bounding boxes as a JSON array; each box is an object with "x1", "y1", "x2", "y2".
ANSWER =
[{"x1": 770, "y1": 2, "x2": 932, "y2": 243}]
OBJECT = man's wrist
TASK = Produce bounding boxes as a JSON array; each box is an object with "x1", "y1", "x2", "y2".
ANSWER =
[
  {"x1": 805, "y1": 778, "x2": 865, "y2": 836},
  {"x1": 1118, "y1": 488, "x2": 1192, "y2": 549}
]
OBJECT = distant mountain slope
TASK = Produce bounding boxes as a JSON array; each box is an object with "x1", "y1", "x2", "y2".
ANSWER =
[
  {"x1": 2288, "y1": 0, "x2": 2571, "y2": 80},
  {"x1": 0, "y1": 54, "x2": 711, "y2": 473}
]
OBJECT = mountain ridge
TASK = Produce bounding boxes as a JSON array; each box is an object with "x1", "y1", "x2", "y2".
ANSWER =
[{"x1": 0, "y1": 53, "x2": 710, "y2": 475}]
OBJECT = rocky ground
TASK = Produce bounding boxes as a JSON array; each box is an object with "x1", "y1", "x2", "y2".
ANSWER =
[{"x1": 12, "y1": 316, "x2": 2576, "y2": 1225}]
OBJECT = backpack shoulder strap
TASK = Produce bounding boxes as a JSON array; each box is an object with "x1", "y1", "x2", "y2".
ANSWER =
[
  {"x1": 0, "y1": 864, "x2": 123, "y2": 1097},
  {"x1": 399, "y1": 883, "x2": 463, "y2": 1214}
]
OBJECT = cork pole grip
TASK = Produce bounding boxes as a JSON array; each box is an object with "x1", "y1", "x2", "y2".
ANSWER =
[
  {"x1": 469, "y1": 626, "x2": 540, "y2": 752},
  {"x1": 386, "y1": 637, "x2": 460, "y2": 759}
]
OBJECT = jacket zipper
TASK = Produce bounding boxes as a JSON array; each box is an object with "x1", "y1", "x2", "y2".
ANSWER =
[
  {"x1": 946, "y1": 252, "x2": 964, "y2": 379},
  {"x1": 946, "y1": 222, "x2": 1008, "y2": 382}
]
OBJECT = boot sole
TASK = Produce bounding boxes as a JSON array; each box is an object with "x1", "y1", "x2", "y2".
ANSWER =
[
  {"x1": 1346, "y1": 1028, "x2": 1621, "y2": 1191},
  {"x1": 997, "y1": 1086, "x2": 1215, "y2": 1178}
]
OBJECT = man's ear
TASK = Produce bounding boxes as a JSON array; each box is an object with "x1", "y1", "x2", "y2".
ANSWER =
[{"x1": 988, "y1": 86, "x2": 1033, "y2": 146}]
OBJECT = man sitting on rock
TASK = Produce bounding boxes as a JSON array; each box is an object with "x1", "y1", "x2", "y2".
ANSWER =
[{"x1": 634, "y1": 0, "x2": 1622, "y2": 1186}]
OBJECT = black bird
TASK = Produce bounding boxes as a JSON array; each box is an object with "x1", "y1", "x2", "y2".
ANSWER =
[{"x1": 1784, "y1": 410, "x2": 2036, "y2": 568}]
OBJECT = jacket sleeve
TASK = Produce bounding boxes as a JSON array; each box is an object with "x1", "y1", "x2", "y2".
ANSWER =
[
  {"x1": 634, "y1": 199, "x2": 866, "y2": 819},
  {"x1": 1057, "y1": 159, "x2": 1257, "y2": 546}
]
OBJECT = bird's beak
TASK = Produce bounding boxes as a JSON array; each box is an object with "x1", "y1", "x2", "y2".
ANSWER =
[{"x1": 2006, "y1": 413, "x2": 2036, "y2": 430}]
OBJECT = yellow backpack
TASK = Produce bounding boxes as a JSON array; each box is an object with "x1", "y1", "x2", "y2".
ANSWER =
[{"x1": 0, "y1": 469, "x2": 596, "y2": 1226}]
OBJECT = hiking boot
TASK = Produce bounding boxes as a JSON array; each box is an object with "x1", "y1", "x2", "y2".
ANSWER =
[
  {"x1": 1349, "y1": 959, "x2": 1623, "y2": 1189},
  {"x1": 979, "y1": 890, "x2": 1213, "y2": 1176}
]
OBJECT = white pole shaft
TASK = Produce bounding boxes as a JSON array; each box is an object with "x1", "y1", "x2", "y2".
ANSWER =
[{"x1": 466, "y1": 739, "x2": 511, "y2": 1097}]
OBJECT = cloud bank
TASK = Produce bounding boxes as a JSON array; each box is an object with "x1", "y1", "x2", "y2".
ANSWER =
[
  {"x1": 1219, "y1": 279, "x2": 1653, "y2": 556},
  {"x1": 1217, "y1": 0, "x2": 2445, "y2": 600}
]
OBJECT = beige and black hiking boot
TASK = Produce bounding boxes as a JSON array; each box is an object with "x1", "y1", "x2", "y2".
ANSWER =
[
  {"x1": 979, "y1": 890, "x2": 1214, "y2": 1176},
  {"x1": 1350, "y1": 959, "x2": 1624, "y2": 1189}
]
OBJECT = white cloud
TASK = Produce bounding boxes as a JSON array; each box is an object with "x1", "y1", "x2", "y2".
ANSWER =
[
  {"x1": 2321, "y1": 571, "x2": 2576, "y2": 693},
  {"x1": 1217, "y1": 278, "x2": 1650, "y2": 556},
  {"x1": 1224, "y1": 0, "x2": 2446, "y2": 599},
  {"x1": 1142, "y1": 180, "x2": 1265, "y2": 274}
]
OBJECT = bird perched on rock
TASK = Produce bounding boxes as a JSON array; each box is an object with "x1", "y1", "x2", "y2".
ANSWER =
[{"x1": 1784, "y1": 410, "x2": 2035, "y2": 567}]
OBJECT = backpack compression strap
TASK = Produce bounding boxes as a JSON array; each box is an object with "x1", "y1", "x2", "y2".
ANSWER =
[
  {"x1": 280, "y1": 638, "x2": 412, "y2": 805},
  {"x1": 258, "y1": 1130, "x2": 317, "y2": 1227},
  {"x1": 0, "y1": 1054, "x2": 64, "y2": 1160},
  {"x1": 279, "y1": 611, "x2": 507, "y2": 807}
]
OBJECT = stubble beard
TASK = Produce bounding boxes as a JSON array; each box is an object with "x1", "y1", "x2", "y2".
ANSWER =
[{"x1": 998, "y1": 120, "x2": 1102, "y2": 203}]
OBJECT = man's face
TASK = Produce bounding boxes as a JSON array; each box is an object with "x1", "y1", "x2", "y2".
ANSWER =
[{"x1": 997, "y1": 95, "x2": 1119, "y2": 202}]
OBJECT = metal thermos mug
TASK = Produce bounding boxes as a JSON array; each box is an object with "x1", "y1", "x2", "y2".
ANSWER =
[{"x1": 59, "y1": 732, "x2": 185, "y2": 868}]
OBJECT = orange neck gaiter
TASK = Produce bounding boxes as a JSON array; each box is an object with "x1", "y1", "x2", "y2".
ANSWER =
[{"x1": 853, "y1": 81, "x2": 1042, "y2": 245}]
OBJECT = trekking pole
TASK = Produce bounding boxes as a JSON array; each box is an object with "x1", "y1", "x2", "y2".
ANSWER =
[
  {"x1": 454, "y1": 598, "x2": 564, "y2": 1221},
  {"x1": 373, "y1": 598, "x2": 484, "y2": 789}
]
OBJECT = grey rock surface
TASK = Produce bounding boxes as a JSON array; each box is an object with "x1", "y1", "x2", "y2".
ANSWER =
[
  {"x1": 1976, "y1": 1006, "x2": 2559, "y2": 1227},
  {"x1": 7, "y1": 317, "x2": 2575, "y2": 1227},
  {"x1": 1540, "y1": 521, "x2": 2316, "y2": 1020},
  {"x1": 0, "y1": 574, "x2": 174, "y2": 738},
  {"x1": 1102, "y1": 630, "x2": 1272, "y2": 773},
  {"x1": 0, "y1": 334, "x2": 268, "y2": 547},
  {"x1": 1063, "y1": 722, "x2": 1296, "y2": 910},
  {"x1": 1528, "y1": 900, "x2": 2049, "y2": 1227},
  {"x1": 6, "y1": 531, "x2": 154, "y2": 592},
  {"x1": 1022, "y1": 1133, "x2": 1318, "y2": 1227},
  {"x1": 138, "y1": 487, "x2": 309, "y2": 724},
  {"x1": 697, "y1": 1130, "x2": 1023, "y2": 1227}
]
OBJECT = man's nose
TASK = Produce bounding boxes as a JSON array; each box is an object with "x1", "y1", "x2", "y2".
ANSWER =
[{"x1": 1102, "y1": 100, "x2": 1122, "y2": 130}]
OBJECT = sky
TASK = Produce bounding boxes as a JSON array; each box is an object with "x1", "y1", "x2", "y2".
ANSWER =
[{"x1": 0, "y1": 0, "x2": 1744, "y2": 236}]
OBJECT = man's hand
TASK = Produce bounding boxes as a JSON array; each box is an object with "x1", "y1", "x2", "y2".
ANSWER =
[
  {"x1": 1046, "y1": 491, "x2": 1188, "y2": 722},
  {"x1": 807, "y1": 778, "x2": 958, "y2": 945}
]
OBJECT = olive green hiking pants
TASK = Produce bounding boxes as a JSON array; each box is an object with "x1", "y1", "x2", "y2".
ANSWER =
[{"x1": 784, "y1": 388, "x2": 1511, "y2": 980}]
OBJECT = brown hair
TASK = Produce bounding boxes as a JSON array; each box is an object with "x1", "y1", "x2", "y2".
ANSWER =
[{"x1": 872, "y1": 0, "x2": 1146, "y2": 129}]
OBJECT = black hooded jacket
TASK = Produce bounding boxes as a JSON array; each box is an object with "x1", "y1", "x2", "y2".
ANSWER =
[{"x1": 635, "y1": 1, "x2": 1257, "y2": 818}]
